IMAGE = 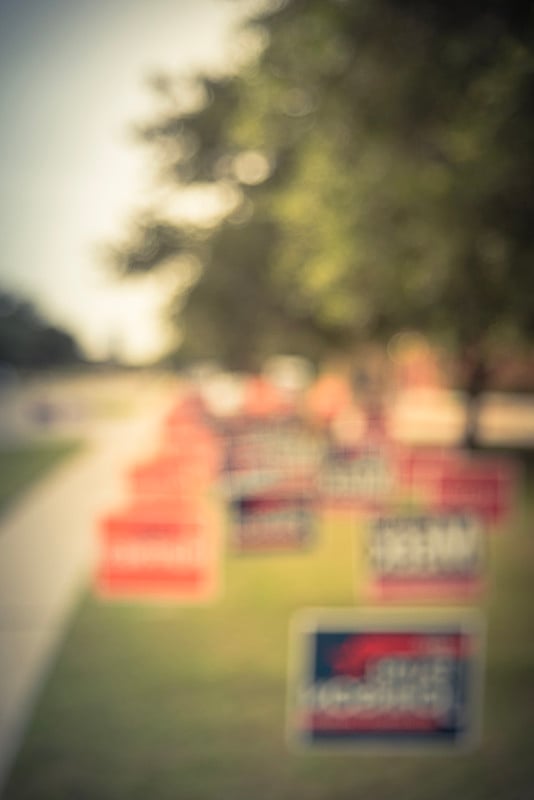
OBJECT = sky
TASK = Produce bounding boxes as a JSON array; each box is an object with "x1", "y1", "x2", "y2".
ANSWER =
[{"x1": 0, "y1": 0, "x2": 253, "y2": 363}]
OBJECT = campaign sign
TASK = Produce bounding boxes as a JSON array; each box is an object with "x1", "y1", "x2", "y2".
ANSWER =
[
  {"x1": 394, "y1": 448, "x2": 519, "y2": 528},
  {"x1": 289, "y1": 611, "x2": 484, "y2": 749},
  {"x1": 128, "y1": 455, "x2": 213, "y2": 497},
  {"x1": 223, "y1": 467, "x2": 316, "y2": 501},
  {"x1": 160, "y1": 426, "x2": 222, "y2": 477},
  {"x1": 223, "y1": 419, "x2": 277, "y2": 472},
  {"x1": 97, "y1": 502, "x2": 219, "y2": 602},
  {"x1": 226, "y1": 418, "x2": 322, "y2": 475},
  {"x1": 364, "y1": 513, "x2": 486, "y2": 601},
  {"x1": 395, "y1": 447, "x2": 459, "y2": 501},
  {"x1": 320, "y1": 445, "x2": 394, "y2": 512},
  {"x1": 164, "y1": 392, "x2": 209, "y2": 428},
  {"x1": 432, "y1": 457, "x2": 518, "y2": 528},
  {"x1": 222, "y1": 418, "x2": 322, "y2": 503},
  {"x1": 230, "y1": 493, "x2": 314, "y2": 553}
]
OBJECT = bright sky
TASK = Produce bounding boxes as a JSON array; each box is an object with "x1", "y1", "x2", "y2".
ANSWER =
[{"x1": 0, "y1": 0, "x2": 252, "y2": 363}]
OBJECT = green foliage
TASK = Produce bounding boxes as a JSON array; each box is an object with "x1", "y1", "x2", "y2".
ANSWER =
[
  {"x1": 112, "y1": 0, "x2": 534, "y2": 368},
  {"x1": 0, "y1": 292, "x2": 84, "y2": 368}
]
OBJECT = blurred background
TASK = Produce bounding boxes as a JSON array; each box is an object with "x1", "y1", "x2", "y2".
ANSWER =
[{"x1": 0, "y1": 0, "x2": 533, "y2": 797}]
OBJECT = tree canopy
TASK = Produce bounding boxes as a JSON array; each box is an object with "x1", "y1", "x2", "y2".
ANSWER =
[
  {"x1": 0, "y1": 291, "x2": 83, "y2": 369},
  {"x1": 111, "y1": 0, "x2": 534, "y2": 371}
]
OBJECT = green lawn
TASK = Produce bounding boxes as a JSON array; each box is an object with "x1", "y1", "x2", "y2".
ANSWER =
[
  {"x1": 3, "y1": 463, "x2": 534, "y2": 800},
  {"x1": 0, "y1": 440, "x2": 83, "y2": 514}
]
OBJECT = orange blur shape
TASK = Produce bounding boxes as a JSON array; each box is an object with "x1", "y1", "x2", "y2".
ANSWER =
[
  {"x1": 96, "y1": 501, "x2": 220, "y2": 601},
  {"x1": 129, "y1": 444, "x2": 220, "y2": 492},
  {"x1": 306, "y1": 373, "x2": 353, "y2": 426},
  {"x1": 242, "y1": 376, "x2": 289, "y2": 418}
]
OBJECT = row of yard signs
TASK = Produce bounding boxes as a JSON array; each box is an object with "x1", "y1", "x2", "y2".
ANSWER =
[
  {"x1": 96, "y1": 397, "x2": 223, "y2": 602},
  {"x1": 95, "y1": 383, "x2": 518, "y2": 750}
]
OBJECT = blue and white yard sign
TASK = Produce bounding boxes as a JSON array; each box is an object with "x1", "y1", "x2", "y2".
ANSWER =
[{"x1": 288, "y1": 611, "x2": 484, "y2": 750}]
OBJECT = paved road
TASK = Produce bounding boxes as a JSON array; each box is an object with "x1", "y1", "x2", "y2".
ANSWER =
[
  {"x1": 0, "y1": 370, "x2": 174, "y2": 445},
  {"x1": 0, "y1": 388, "x2": 174, "y2": 794}
]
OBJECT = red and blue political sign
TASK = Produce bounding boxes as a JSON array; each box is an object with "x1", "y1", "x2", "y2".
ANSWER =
[
  {"x1": 224, "y1": 418, "x2": 322, "y2": 475},
  {"x1": 230, "y1": 492, "x2": 315, "y2": 553},
  {"x1": 363, "y1": 512, "x2": 486, "y2": 601},
  {"x1": 289, "y1": 611, "x2": 484, "y2": 749},
  {"x1": 221, "y1": 418, "x2": 321, "y2": 512},
  {"x1": 319, "y1": 444, "x2": 394, "y2": 513}
]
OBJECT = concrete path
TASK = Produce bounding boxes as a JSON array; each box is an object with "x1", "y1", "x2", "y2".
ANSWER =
[{"x1": 0, "y1": 392, "x2": 173, "y2": 794}]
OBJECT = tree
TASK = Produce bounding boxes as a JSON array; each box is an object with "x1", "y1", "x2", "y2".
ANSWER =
[
  {"x1": 111, "y1": 0, "x2": 534, "y2": 441},
  {"x1": 0, "y1": 291, "x2": 83, "y2": 368}
]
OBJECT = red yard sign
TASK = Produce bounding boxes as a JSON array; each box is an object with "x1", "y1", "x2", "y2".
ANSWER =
[
  {"x1": 96, "y1": 500, "x2": 220, "y2": 602},
  {"x1": 398, "y1": 449, "x2": 518, "y2": 527},
  {"x1": 432, "y1": 457, "x2": 517, "y2": 526},
  {"x1": 128, "y1": 452, "x2": 216, "y2": 496},
  {"x1": 396, "y1": 448, "x2": 459, "y2": 491},
  {"x1": 160, "y1": 424, "x2": 222, "y2": 470},
  {"x1": 242, "y1": 376, "x2": 289, "y2": 418}
]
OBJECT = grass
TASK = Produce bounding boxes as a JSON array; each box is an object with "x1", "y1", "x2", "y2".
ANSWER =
[
  {"x1": 0, "y1": 440, "x2": 83, "y2": 515},
  {"x1": 3, "y1": 461, "x2": 534, "y2": 800}
]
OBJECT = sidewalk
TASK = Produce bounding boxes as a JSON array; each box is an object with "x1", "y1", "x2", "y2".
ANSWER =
[{"x1": 0, "y1": 395, "x2": 172, "y2": 793}]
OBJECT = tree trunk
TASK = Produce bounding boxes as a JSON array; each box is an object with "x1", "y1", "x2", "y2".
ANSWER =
[{"x1": 462, "y1": 350, "x2": 489, "y2": 450}]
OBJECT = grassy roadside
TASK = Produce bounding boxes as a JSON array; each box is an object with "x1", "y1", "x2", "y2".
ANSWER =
[
  {"x1": 3, "y1": 464, "x2": 534, "y2": 800},
  {"x1": 0, "y1": 440, "x2": 84, "y2": 515}
]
